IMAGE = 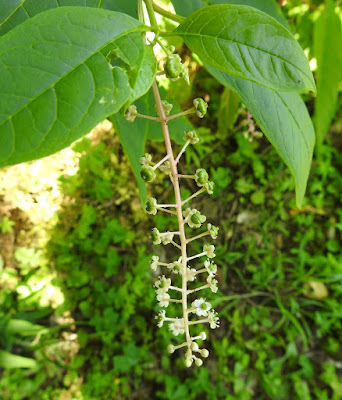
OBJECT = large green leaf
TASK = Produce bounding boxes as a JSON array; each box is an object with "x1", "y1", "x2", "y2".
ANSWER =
[
  {"x1": 313, "y1": 0, "x2": 342, "y2": 147},
  {"x1": 0, "y1": 7, "x2": 146, "y2": 167},
  {"x1": 207, "y1": 65, "x2": 315, "y2": 207},
  {"x1": 0, "y1": 350, "x2": 38, "y2": 369},
  {"x1": 0, "y1": 0, "x2": 102, "y2": 36},
  {"x1": 109, "y1": 93, "x2": 155, "y2": 204},
  {"x1": 126, "y1": 43, "x2": 157, "y2": 108},
  {"x1": 173, "y1": 0, "x2": 289, "y2": 30},
  {"x1": 101, "y1": 0, "x2": 138, "y2": 18},
  {"x1": 0, "y1": 0, "x2": 140, "y2": 37},
  {"x1": 171, "y1": 0, "x2": 208, "y2": 17},
  {"x1": 209, "y1": 0, "x2": 289, "y2": 29},
  {"x1": 175, "y1": 5, "x2": 315, "y2": 93}
]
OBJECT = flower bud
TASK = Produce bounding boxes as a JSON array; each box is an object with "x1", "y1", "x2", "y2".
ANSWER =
[
  {"x1": 193, "y1": 98, "x2": 208, "y2": 118},
  {"x1": 195, "y1": 358, "x2": 203, "y2": 367},
  {"x1": 191, "y1": 342, "x2": 199, "y2": 351},
  {"x1": 199, "y1": 332, "x2": 206, "y2": 340},
  {"x1": 200, "y1": 349, "x2": 209, "y2": 358},
  {"x1": 167, "y1": 344, "x2": 175, "y2": 354},
  {"x1": 185, "y1": 358, "x2": 193, "y2": 368},
  {"x1": 140, "y1": 166, "x2": 156, "y2": 182}
]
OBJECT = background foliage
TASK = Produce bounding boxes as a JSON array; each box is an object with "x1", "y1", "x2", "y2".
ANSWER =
[{"x1": 0, "y1": 0, "x2": 342, "y2": 399}]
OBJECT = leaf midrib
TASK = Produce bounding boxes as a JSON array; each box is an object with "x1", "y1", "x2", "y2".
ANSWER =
[
  {"x1": 0, "y1": 0, "x2": 25, "y2": 28},
  {"x1": 0, "y1": 25, "x2": 142, "y2": 130}
]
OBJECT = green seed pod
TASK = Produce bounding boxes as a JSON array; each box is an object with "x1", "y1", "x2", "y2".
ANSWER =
[
  {"x1": 140, "y1": 166, "x2": 156, "y2": 182},
  {"x1": 165, "y1": 57, "x2": 182, "y2": 79},
  {"x1": 195, "y1": 168, "x2": 209, "y2": 186},
  {"x1": 193, "y1": 98, "x2": 208, "y2": 118}
]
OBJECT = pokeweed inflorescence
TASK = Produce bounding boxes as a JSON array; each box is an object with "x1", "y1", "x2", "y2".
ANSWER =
[{"x1": 126, "y1": 52, "x2": 220, "y2": 365}]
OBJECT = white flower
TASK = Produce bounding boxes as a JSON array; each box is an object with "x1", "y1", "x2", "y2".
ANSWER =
[
  {"x1": 204, "y1": 259, "x2": 217, "y2": 276},
  {"x1": 186, "y1": 268, "x2": 197, "y2": 282},
  {"x1": 203, "y1": 244, "x2": 215, "y2": 258},
  {"x1": 170, "y1": 261, "x2": 185, "y2": 275},
  {"x1": 139, "y1": 153, "x2": 152, "y2": 166},
  {"x1": 207, "y1": 223, "x2": 219, "y2": 239},
  {"x1": 183, "y1": 208, "x2": 206, "y2": 229},
  {"x1": 157, "y1": 292, "x2": 170, "y2": 307},
  {"x1": 183, "y1": 130, "x2": 199, "y2": 145},
  {"x1": 192, "y1": 298, "x2": 212, "y2": 317},
  {"x1": 204, "y1": 181, "x2": 214, "y2": 195},
  {"x1": 150, "y1": 256, "x2": 159, "y2": 271},
  {"x1": 155, "y1": 310, "x2": 166, "y2": 327},
  {"x1": 161, "y1": 100, "x2": 173, "y2": 116},
  {"x1": 207, "y1": 310, "x2": 220, "y2": 329},
  {"x1": 125, "y1": 104, "x2": 137, "y2": 122},
  {"x1": 159, "y1": 161, "x2": 171, "y2": 175},
  {"x1": 154, "y1": 275, "x2": 171, "y2": 294},
  {"x1": 161, "y1": 232, "x2": 174, "y2": 245},
  {"x1": 169, "y1": 318, "x2": 185, "y2": 336},
  {"x1": 207, "y1": 276, "x2": 218, "y2": 293}
]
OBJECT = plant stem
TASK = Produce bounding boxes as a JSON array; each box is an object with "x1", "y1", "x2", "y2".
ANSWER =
[
  {"x1": 152, "y1": 154, "x2": 170, "y2": 170},
  {"x1": 135, "y1": 112, "x2": 159, "y2": 121},
  {"x1": 152, "y1": 80, "x2": 191, "y2": 346},
  {"x1": 144, "y1": 0, "x2": 158, "y2": 30},
  {"x1": 166, "y1": 108, "x2": 196, "y2": 121},
  {"x1": 187, "y1": 231, "x2": 210, "y2": 244},
  {"x1": 151, "y1": 1, "x2": 185, "y2": 24},
  {"x1": 182, "y1": 188, "x2": 206, "y2": 205},
  {"x1": 175, "y1": 140, "x2": 190, "y2": 164}
]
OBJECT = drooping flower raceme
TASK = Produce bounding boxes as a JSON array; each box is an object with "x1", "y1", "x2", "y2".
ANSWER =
[{"x1": 126, "y1": 50, "x2": 220, "y2": 368}]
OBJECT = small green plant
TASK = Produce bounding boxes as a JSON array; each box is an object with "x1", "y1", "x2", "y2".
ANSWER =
[{"x1": 0, "y1": 0, "x2": 317, "y2": 366}]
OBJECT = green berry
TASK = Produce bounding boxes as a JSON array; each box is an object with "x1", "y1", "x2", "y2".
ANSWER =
[
  {"x1": 151, "y1": 228, "x2": 161, "y2": 244},
  {"x1": 191, "y1": 212, "x2": 204, "y2": 225},
  {"x1": 145, "y1": 198, "x2": 157, "y2": 214},
  {"x1": 165, "y1": 57, "x2": 182, "y2": 79},
  {"x1": 195, "y1": 169, "x2": 209, "y2": 186},
  {"x1": 140, "y1": 166, "x2": 156, "y2": 182}
]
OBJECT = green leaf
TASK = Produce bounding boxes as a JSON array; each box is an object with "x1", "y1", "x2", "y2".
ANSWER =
[
  {"x1": 109, "y1": 93, "x2": 151, "y2": 204},
  {"x1": 125, "y1": 43, "x2": 157, "y2": 108},
  {"x1": 206, "y1": 65, "x2": 315, "y2": 207},
  {"x1": 218, "y1": 87, "x2": 240, "y2": 135},
  {"x1": 6, "y1": 319, "x2": 44, "y2": 336},
  {"x1": 0, "y1": 0, "x2": 102, "y2": 36},
  {"x1": 171, "y1": 0, "x2": 208, "y2": 17},
  {"x1": 173, "y1": 0, "x2": 289, "y2": 30},
  {"x1": 0, "y1": 7, "x2": 146, "y2": 167},
  {"x1": 0, "y1": 350, "x2": 38, "y2": 369},
  {"x1": 209, "y1": 0, "x2": 290, "y2": 30},
  {"x1": 175, "y1": 5, "x2": 315, "y2": 93},
  {"x1": 313, "y1": 0, "x2": 342, "y2": 147},
  {"x1": 101, "y1": 0, "x2": 138, "y2": 18}
]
